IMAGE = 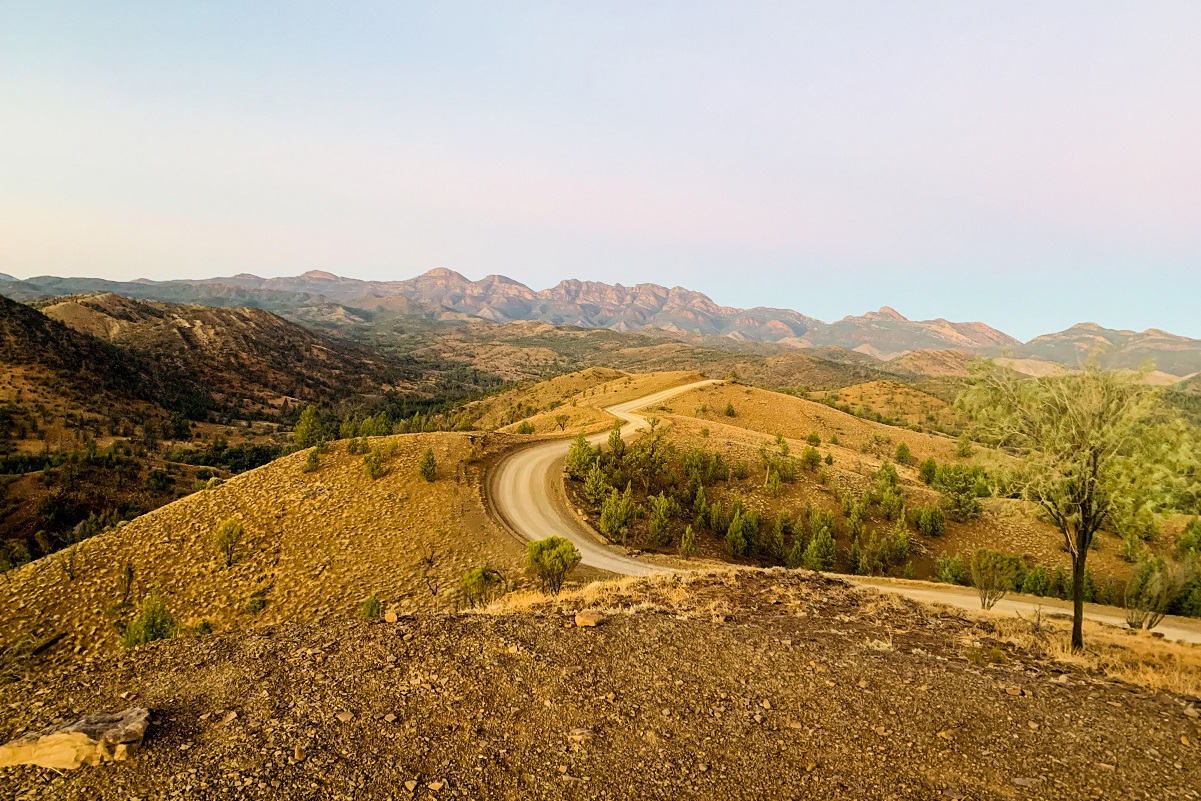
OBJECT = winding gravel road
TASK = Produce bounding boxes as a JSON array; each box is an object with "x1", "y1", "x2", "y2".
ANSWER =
[
  {"x1": 488, "y1": 379, "x2": 720, "y2": 575},
  {"x1": 487, "y1": 379, "x2": 1201, "y2": 643}
]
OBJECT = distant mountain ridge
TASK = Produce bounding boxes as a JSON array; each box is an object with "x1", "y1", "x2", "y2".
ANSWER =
[{"x1": 2, "y1": 268, "x2": 1199, "y2": 376}]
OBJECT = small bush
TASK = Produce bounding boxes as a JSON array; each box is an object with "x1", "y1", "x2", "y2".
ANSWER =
[
  {"x1": 894, "y1": 442, "x2": 912, "y2": 465},
  {"x1": 192, "y1": 619, "x2": 215, "y2": 637},
  {"x1": 933, "y1": 465, "x2": 983, "y2": 522},
  {"x1": 800, "y1": 446, "x2": 821, "y2": 471},
  {"x1": 419, "y1": 448, "x2": 437, "y2": 482},
  {"x1": 806, "y1": 432, "x2": 821, "y2": 447},
  {"x1": 724, "y1": 401, "x2": 736, "y2": 417},
  {"x1": 970, "y1": 549, "x2": 1023, "y2": 610},
  {"x1": 360, "y1": 594, "x2": 383, "y2": 619},
  {"x1": 461, "y1": 564, "x2": 507, "y2": 607},
  {"x1": 1019, "y1": 565, "x2": 1051, "y2": 596},
  {"x1": 363, "y1": 449, "x2": 385, "y2": 480},
  {"x1": 214, "y1": 518, "x2": 244, "y2": 568},
  {"x1": 918, "y1": 457, "x2": 937, "y2": 485},
  {"x1": 824, "y1": 453, "x2": 833, "y2": 466},
  {"x1": 566, "y1": 433, "x2": 598, "y2": 479},
  {"x1": 955, "y1": 434, "x2": 973, "y2": 458},
  {"x1": 515, "y1": 420, "x2": 536, "y2": 434},
  {"x1": 766, "y1": 470, "x2": 783, "y2": 498},
  {"x1": 600, "y1": 485, "x2": 637, "y2": 543},
  {"x1": 802, "y1": 524, "x2": 837, "y2": 571},
  {"x1": 303, "y1": 448, "x2": 320, "y2": 473},
  {"x1": 934, "y1": 552, "x2": 970, "y2": 586},
  {"x1": 526, "y1": 536, "x2": 582, "y2": 594},
  {"x1": 912, "y1": 505, "x2": 946, "y2": 538},
  {"x1": 121, "y1": 595, "x2": 175, "y2": 649},
  {"x1": 731, "y1": 460, "x2": 750, "y2": 480},
  {"x1": 879, "y1": 486, "x2": 904, "y2": 522},
  {"x1": 679, "y1": 525, "x2": 697, "y2": 558}
]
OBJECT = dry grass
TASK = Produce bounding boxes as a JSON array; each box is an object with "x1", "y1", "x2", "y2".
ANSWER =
[
  {"x1": 815, "y1": 379, "x2": 955, "y2": 427},
  {"x1": 968, "y1": 609, "x2": 1201, "y2": 696}
]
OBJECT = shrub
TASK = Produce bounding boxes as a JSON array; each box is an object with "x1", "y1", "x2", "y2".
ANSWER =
[
  {"x1": 360, "y1": 594, "x2": 383, "y2": 619},
  {"x1": 816, "y1": 467, "x2": 829, "y2": 485},
  {"x1": 802, "y1": 523, "x2": 837, "y2": 571},
  {"x1": 731, "y1": 460, "x2": 750, "y2": 480},
  {"x1": 806, "y1": 432, "x2": 821, "y2": 447},
  {"x1": 214, "y1": 518, "x2": 244, "y2": 568},
  {"x1": 647, "y1": 493, "x2": 680, "y2": 546},
  {"x1": 525, "y1": 536, "x2": 581, "y2": 594},
  {"x1": 121, "y1": 595, "x2": 175, "y2": 649},
  {"x1": 875, "y1": 461, "x2": 899, "y2": 491},
  {"x1": 766, "y1": 470, "x2": 783, "y2": 498},
  {"x1": 419, "y1": 448, "x2": 437, "y2": 482},
  {"x1": 800, "y1": 446, "x2": 821, "y2": 471},
  {"x1": 911, "y1": 505, "x2": 945, "y2": 538},
  {"x1": 934, "y1": 552, "x2": 970, "y2": 586},
  {"x1": 584, "y1": 462, "x2": 610, "y2": 505},
  {"x1": 879, "y1": 486, "x2": 904, "y2": 522},
  {"x1": 970, "y1": 549, "x2": 1023, "y2": 609},
  {"x1": 679, "y1": 525, "x2": 697, "y2": 558},
  {"x1": 461, "y1": 563, "x2": 507, "y2": 607},
  {"x1": 955, "y1": 433, "x2": 973, "y2": 458},
  {"x1": 1177, "y1": 517, "x2": 1201, "y2": 559},
  {"x1": 363, "y1": 449, "x2": 385, "y2": 480},
  {"x1": 600, "y1": 485, "x2": 637, "y2": 543},
  {"x1": 303, "y1": 448, "x2": 320, "y2": 473},
  {"x1": 294, "y1": 405, "x2": 326, "y2": 448},
  {"x1": 515, "y1": 420, "x2": 536, "y2": 434},
  {"x1": 894, "y1": 442, "x2": 912, "y2": 465},
  {"x1": 1125, "y1": 557, "x2": 1178, "y2": 630},
  {"x1": 725, "y1": 509, "x2": 750, "y2": 557},
  {"x1": 554, "y1": 414, "x2": 570, "y2": 431},
  {"x1": 724, "y1": 401, "x2": 737, "y2": 417},
  {"x1": 933, "y1": 465, "x2": 983, "y2": 522},
  {"x1": 566, "y1": 433, "x2": 598, "y2": 479},
  {"x1": 1019, "y1": 565, "x2": 1051, "y2": 596}
]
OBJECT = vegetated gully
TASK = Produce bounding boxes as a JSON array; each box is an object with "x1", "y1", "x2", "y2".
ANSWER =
[{"x1": 485, "y1": 379, "x2": 1201, "y2": 643}]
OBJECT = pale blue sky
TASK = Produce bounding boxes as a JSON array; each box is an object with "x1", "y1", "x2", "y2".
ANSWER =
[{"x1": 1, "y1": 2, "x2": 1198, "y2": 340}]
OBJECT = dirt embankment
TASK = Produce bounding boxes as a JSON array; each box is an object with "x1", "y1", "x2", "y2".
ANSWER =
[{"x1": 2, "y1": 570, "x2": 1198, "y2": 800}]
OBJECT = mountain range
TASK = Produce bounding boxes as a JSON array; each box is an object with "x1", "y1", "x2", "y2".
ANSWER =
[{"x1": 3, "y1": 268, "x2": 1199, "y2": 377}]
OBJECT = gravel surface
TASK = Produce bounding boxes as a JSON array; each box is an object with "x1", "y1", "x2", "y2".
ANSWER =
[{"x1": 2, "y1": 570, "x2": 1199, "y2": 800}]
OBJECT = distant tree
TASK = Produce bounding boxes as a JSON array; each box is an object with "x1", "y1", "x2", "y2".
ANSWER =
[
  {"x1": 912, "y1": 505, "x2": 946, "y2": 538},
  {"x1": 363, "y1": 449, "x2": 385, "y2": 480},
  {"x1": 970, "y1": 549, "x2": 1022, "y2": 610},
  {"x1": 584, "y1": 461, "x2": 610, "y2": 505},
  {"x1": 933, "y1": 464, "x2": 983, "y2": 522},
  {"x1": 679, "y1": 525, "x2": 697, "y2": 559},
  {"x1": 606, "y1": 418, "x2": 626, "y2": 461},
  {"x1": 960, "y1": 361, "x2": 1199, "y2": 649},
  {"x1": 824, "y1": 453, "x2": 834, "y2": 466},
  {"x1": 525, "y1": 536, "x2": 581, "y2": 594},
  {"x1": 647, "y1": 493, "x2": 680, "y2": 546},
  {"x1": 600, "y1": 484, "x2": 637, "y2": 543},
  {"x1": 725, "y1": 509, "x2": 750, "y2": 557},
  {"x1": 121, "y1": 594, "x2": 175, "y2": 649},
  {"x1": 515, "y1": 420, "x2": 536, "y2": 434},
  {"x1": 933, "y1": 552, "x2": 970, "y2": 586},
  {"x1": 800, "y1": 446, "x2": 821, "y2": 471},
  {"x1": 1019, "y1": 565, "x2": 1052, "y2": 596},
  {"x1": 566, "y1": 433, "x2": 597, "y2": 479},
  {"x1": 214, "y1": 518, "x2": 244, "y2": 567},
  {"x1": 954, "y1": 433, "x2": 974, "y2": 458},
  {"x1": 293, "y1": 405, "x2": 326, "y2": 449},
  {"x1": 918, "y1": 457, "x2": 938, "y2": 485},
  {"x1": 801, "y1": 523, "x2": 837, "y2": 571},
  {"x1": 724, "y1": 401, "x2": 736, "y2": 417},
  {"x1": 895, "y1": 442, "x2": 912, "y2": 465},
  {"x1": 419, "y1": 448, "x2": 437, "y2": 482},
  {"x1": 554, "y1": 414, "x2": 570, "y2": 431},
  {"x1": 806, "y1": 432, "x2": 822, "y2": 447}
]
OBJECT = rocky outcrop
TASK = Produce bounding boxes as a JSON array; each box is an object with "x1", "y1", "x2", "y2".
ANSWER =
[{"x1": 0, "y1": 707, "x2": 150, "y2": 770}]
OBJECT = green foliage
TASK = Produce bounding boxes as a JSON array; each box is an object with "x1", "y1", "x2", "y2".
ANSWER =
[
  {"x1": 1019, "y1": 565, "x2": 1052, "y2": 597},
  {"x1": 360, "y1": 593, "x2": 383, "y2": 619},
  {"x1": 419, "y1": 448, "x2": 437, "y2": 482},
  {"x1": 954, "y1": 433, "x2": 973, "y2": 458},
  {"x1": 1178, "y1": 517, "x2": 1201, "y2": 559},
  {"x1": 766, "y1": 469, "x2": 783, "y2": 498},
  {"x1": 554, "y1": 414, "x2": 570, "y2": 431},
  {"x1": 724, "y1": 401, "x2": 737, "y2": 417},
  {"x1": 970, "y1": 549, "x2": 1023, "y2": 609},
  {"x1": 894, "y1": 442, "x2": 912, "y2": 465},
  {"x1": 461, "y1": 563, "x2": 507, "y2": 607},
  {"x1": 918, "y1": 457, "x2": 938, "y2": 485},
  {"x1": 303, "y1": 448, "x2": 320, "y2": 473},
  {"x1": 801, "y1": 523, "x2": 837, "y2": 571},
  {"x1": 806, "y1": 432, "x2": 821, "y2": 447},
  {"x1": 583, "y1": 461, "x2": 611, "y2": 505},
  {"x1": 647, "y1": 493, "x2": 680, "y2": 546},
  {"x1": 799, "y1": 446, "x2": 821, "y2": 471},
  {"x1": 525, "y1": 536, "x2": 582, "y2": 594},
  {"x1": 1125, "y1": 557, "x2": 1181, "y2": 630},
  {"x1": 607, "y1": 418, "x2": 625, "y2": 460},
  {"x1": 363, "y1": 448, "x2": 385, "y2": 480},
  {"x1": 192, "y1": 619, "x2": 214, "y2": 637},
  {"x1": 679, "y1": 525, "x2": 697, "y2": 558},
  {"x1": 600, "y1": 485, "x2": 637, "y2": 543},
  {"x1": 566, "y1": 433, "x2": 598, "y2": 480},
  {"x1": 515, "y1": 420, "x2": 536, "y2": 434},
  {"x1": 213, "y1": 518, "x2": 244, "y2": 568},
  {"x1": 878, "y1": 486, "x2": 904, "y2": 522},
  {"x1": 293, "y1": 405, "x2": 326, "y2": 448},
  {"x1": 912, "y1": 505, "x2": 946, "y2": 538},
  {"x1": 933, "y1": 464, "x2": 983, "y2": 522},
  {"x1": 731, "y1": 460, "x2": 750, "y2": 480},
  {"x1": 725, "y1": 508, "x2": 753, "y2": 557},
  {"x1": 121, "y1": 594, "x2": 175, "y2": 649},
  {"x1": 934, "y1": 552, "x2": 970, "y2": 586},
  {"x1": 824, "y1": 453, "x2": 834, "y2": 466}
]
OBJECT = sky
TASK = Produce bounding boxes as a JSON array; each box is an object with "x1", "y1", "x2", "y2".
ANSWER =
[{"x1": 1, "y1": 2, "x2": 1199, "y2": 341}]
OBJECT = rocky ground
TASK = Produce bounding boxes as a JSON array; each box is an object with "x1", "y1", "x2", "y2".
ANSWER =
[{"x1": 2, "y1": 569, "x2": 1199, "y2": 800}]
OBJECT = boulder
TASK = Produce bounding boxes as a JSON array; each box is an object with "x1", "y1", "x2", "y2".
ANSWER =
[
  {"x1": 575, "y1": 610, "x2": 605, "y2": 628},
  {"x1": 0, "y1": 707, "x2": 150, "y2": 770}
]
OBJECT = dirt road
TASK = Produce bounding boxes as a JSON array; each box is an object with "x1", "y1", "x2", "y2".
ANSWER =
[{"x1": 487, "y1": 379, "x2": 720, "y2": 574}]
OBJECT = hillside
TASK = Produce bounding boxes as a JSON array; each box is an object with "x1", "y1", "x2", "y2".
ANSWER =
[
  {"x1": 37, "y1": 294, "x2": 401, "y2": 415},
  {"x1": 0, "y1": 432, "x2": 534, "y2": 669},
  {"x1": 1019, "y1": 323, "x2": 1201, "y2": 377},
  {"x1": 3, "y1": 569, "x2": 1199, "y2": 799}
]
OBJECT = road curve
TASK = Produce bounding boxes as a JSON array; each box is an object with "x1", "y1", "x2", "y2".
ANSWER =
[{"x1": 488, "y1": 379, "x2": 721, "y2": 575}]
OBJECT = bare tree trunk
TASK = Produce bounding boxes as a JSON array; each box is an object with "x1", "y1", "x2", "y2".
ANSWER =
[{"x1": 1071, "y1": 533, "x2": 1088, "y2": 651}]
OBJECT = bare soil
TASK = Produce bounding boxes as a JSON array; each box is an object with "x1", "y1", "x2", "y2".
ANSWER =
[{"x1": 2, "y1": 569, "x2": 1198, "y2": 800}]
